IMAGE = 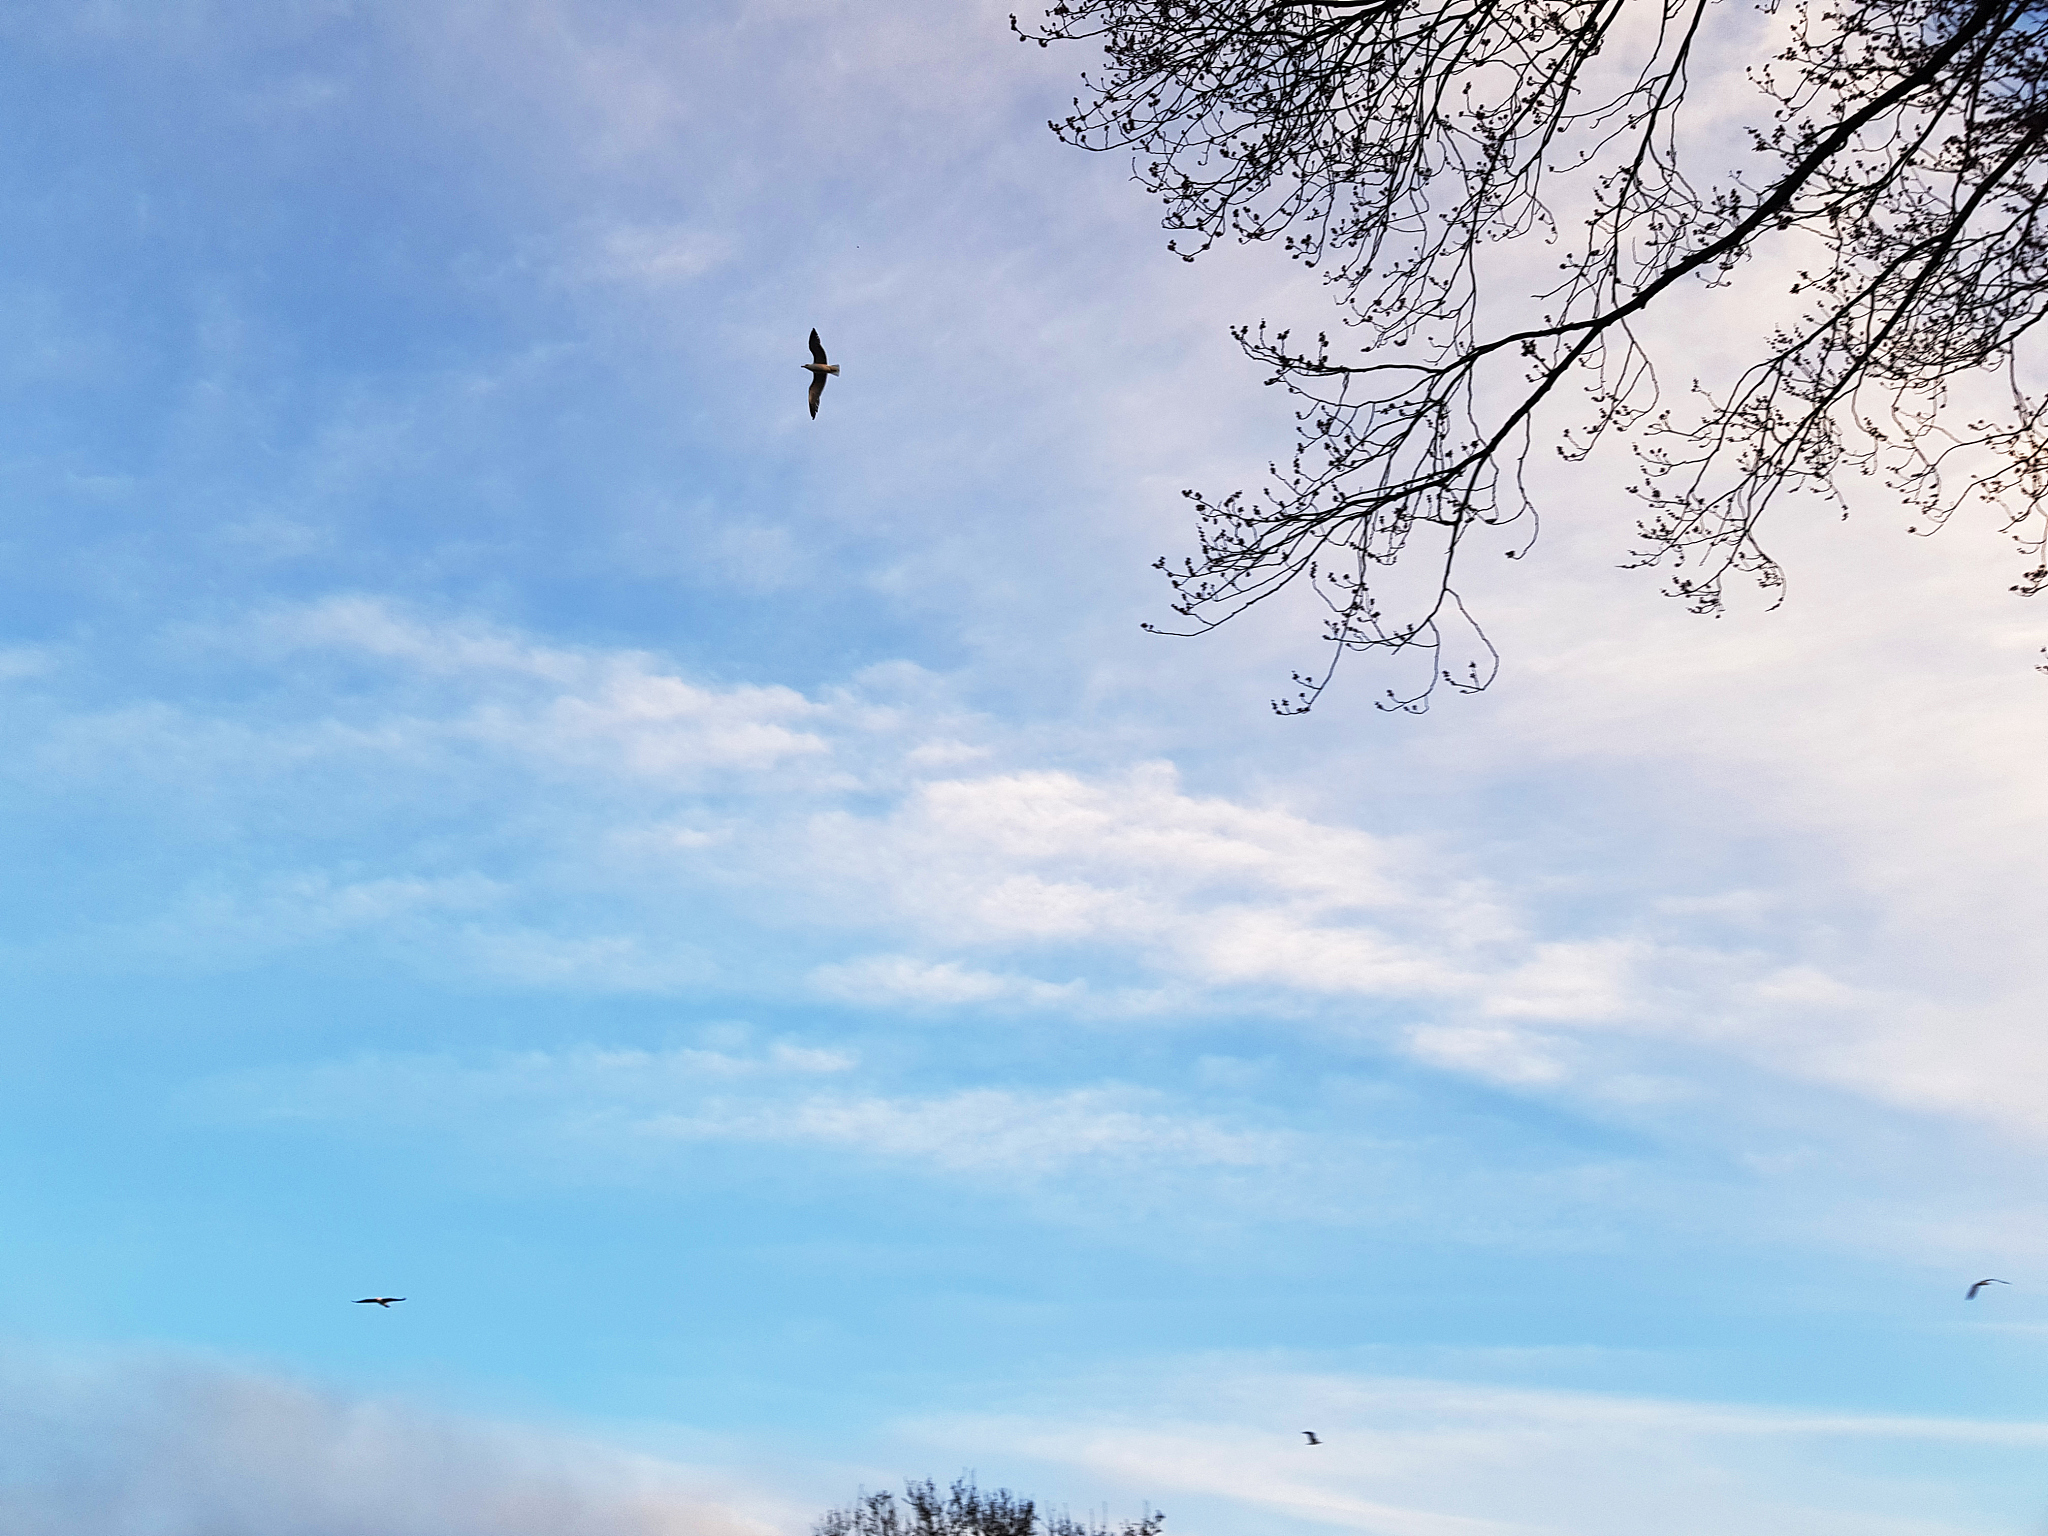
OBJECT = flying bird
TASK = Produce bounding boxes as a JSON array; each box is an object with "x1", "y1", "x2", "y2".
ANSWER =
[
  {"x1": 802, "y1": 328, "x2": 840, "y2": 418},
  {"x1": 1302, "y1": 1431, "x2": 1321, "y2": 1445},
  {"x1": 1967, "y1": 1278, "x2": 2010, "y2": 1300},
  {"x1": 354, "y1": 1297, "x2": 406, "y2": 1307}
]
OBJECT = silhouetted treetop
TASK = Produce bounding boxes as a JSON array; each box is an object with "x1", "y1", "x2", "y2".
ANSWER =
[{"x1": 816, "y1": 1478, "x2": 1163, "y2": 1536}]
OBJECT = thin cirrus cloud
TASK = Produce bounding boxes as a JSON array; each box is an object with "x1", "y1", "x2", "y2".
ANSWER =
[
  {"x1": 914, "y1": 1365, "x2": 2048, "y2": 1536},
  {"x1": 810, "y1": 955, "x2": 1089, "y2": 1011},
  {"x1": 643, "y1": 1087, "x2": 1285, "y2": 1174},
  {"x1": 205, "y1": 1043, "x2": 1288, "y2": 1182},
  {"x1": 253, "y1": 596, "x2": 836, "y2": 781}
]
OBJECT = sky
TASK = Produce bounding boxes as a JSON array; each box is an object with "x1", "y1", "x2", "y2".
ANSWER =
[{"x1": 4, "y1": 1, "x2": 2048, "y2": 1533}]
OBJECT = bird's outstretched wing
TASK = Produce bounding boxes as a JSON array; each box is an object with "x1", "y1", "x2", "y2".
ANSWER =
[
  {"x1": 809, "y1": 328, "x2": 829, "y2": 365},
  {"x1": 1967, "y1": 1278, "x2": 2009, "y2": 1299},
  {"x1": 809, "y1": 371, "x2": 827, "y2": 418}
]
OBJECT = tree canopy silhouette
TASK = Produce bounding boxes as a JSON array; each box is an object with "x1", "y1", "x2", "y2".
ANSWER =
[
  {"x1": 815, "y1": 1478, "x2": 1163, "y2": 1536},
  {"x1": 1017, "y1": 0, "x2": 2048, "y2": 710}
]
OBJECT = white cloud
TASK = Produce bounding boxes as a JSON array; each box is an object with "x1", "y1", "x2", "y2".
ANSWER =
[
  {"x1": 1403, "y1": 1027, "x2": 1567, "y2": 1087},
  {"x1": 811, "y1": 955, "x2": 1083, "y2": 1009},
  {"x1": 1476, "y1": 942, "x2": 1641, "y2": 1023},
  {"x1": 0, "y1": 1351, "x2": 776, "y2": 1536},
  {"x1": 797, "y1": 765, "x2": 1518, "y2": 1001}
]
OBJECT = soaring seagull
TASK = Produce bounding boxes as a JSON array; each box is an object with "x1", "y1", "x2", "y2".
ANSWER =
[
  {"x1": 1302, "y1": 1431, "x2": 1321, "y2": 1445},
  {"x1": 354, "y1": 1297, "x2": 406, "y2": 1307},
  {"x1": 803, "y1": 328, "x2": 840, "y2": 418},
  {"x1": 1967, "y1": 1278, "x2": 2010, "y2": 1299}
]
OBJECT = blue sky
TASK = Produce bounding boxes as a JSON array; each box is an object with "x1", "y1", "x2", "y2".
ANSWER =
[{"x1": 6, "y1": 2, "x2": 2048, "y2": 1534}]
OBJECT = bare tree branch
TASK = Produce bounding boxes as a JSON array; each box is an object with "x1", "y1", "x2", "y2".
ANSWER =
[{"x1": 1018, "y1": 0, "x2": 2048, "y2": 710}]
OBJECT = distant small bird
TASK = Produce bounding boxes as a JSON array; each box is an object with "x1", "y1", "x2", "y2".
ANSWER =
[
  {"x1": 354, "y1": 1297, "x2": 405, "y2": 1307},
  {"x1": 802, "y1": 328, "x2": 840, "y2": 418},
  {"x1": 1302, "y1": 1431, "x2": 1321, "y2": 1445},
  {"x1": 1967, "y1": 1278, "x2": 2009, "y2": 1300}
]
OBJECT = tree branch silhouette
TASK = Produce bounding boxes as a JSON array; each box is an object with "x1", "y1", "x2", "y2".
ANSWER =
[{"x1": 1017, "y1": 0, "x2": 2048, "y2": 710}]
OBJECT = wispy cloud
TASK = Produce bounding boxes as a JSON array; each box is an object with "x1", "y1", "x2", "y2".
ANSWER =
[
  {"x1": 908, "y1": 1364, "x2": 2048, "y2": 1536},
  {"x1": 643, "y1": 1086, "x2": 1285, "y2": 1174},
  {"x1": 810, "y1": 955, "x2": 1086, "y2": 1010},
  {"x1": 7, "y1": 595, "x2": 2023, "y2": 1147},
  {"x1": 260, "y1": 596, "x2": 835, "y2": 781},
  {"x1": 209, "y1": 1043, "x2": 1287, "y2": 1182}
]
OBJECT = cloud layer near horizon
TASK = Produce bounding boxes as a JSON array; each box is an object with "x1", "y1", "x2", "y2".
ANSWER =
[
  {"x1": 7, "y1": 1351, "x2": 2043, "y2": 1536},
  {"x1": 0, "y1": 1354, "x2": 774, "y2": 1536}
]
